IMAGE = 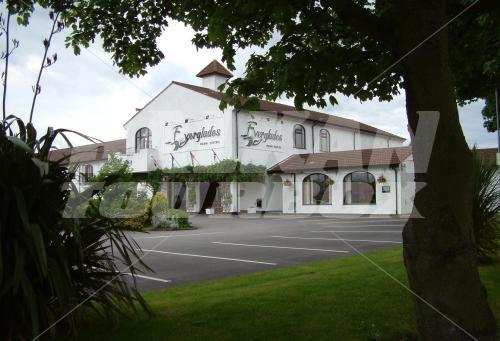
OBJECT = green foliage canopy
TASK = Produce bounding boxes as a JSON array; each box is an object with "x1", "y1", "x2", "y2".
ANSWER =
[
  {"x1": 481, "y1": 95, "x2": 498, "y2": 132},
  {"x1": 89, "y1": 152, "x2": 133, "y2": 183},
  {"x1": 5, "y1": 0, "x2": 499, "y2": 123},
  {"x1": 162, "y1": 159, "x2": 267, "y2": 183}
]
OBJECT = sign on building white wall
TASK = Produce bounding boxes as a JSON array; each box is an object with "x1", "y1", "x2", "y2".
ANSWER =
[
  {"x1": 165, "y1": 116, "x2": 224, "y2": 152},
  {"x1": 240, "y1": 116, "x2": 284, "y2": 151}
]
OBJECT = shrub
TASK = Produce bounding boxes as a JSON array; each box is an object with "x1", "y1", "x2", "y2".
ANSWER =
[
  {"x1": 85, "y1": 189, "x2": 151, "y2": 231},
  {"x1": 472, "y1": 148, "x2": 500, "y2": 263},
  {"x1": 123, "y1": 192, "x2": 151, "y2": 230},
  {"x1": 122, "y1": 210, "x2": 150, "y2": 231},
  {"x1": 0, "y1": 117, "x2": 150, "y2": 339},
  {"x1": 151, "y1": 192, "x2": 170, "y2": 229},
  {"x1": 167, "y1": 209, "x2": 192, "y2": 229},
  {"x1": 176, "y1": 217, "x2": 191, "y2": 229},
  {"x1": 151, "y1": 191, "x2": 169, "y2": 213}
]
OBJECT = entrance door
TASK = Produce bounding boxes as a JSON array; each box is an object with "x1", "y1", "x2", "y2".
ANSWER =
[
  {"x1": 199, "y1": 182, "x2": 220, "y2": 213},
  {"x1": 171, "y1": 182, "x2": 186, "y2": 210}
]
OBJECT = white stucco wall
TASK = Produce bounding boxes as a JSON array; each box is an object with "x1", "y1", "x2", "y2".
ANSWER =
[
  {"x1": 202, "y1": 74, "x2": 228, "y2": 91},
  {"x1": 119, "y1": 79, "x2": 411, "y2": 215},
  {"x1": 73, "y1": 159, "x2": 107, "y2": 191},
  {"x1": 123, "y1": 83, "x2": 232, "y2": 170},
  {"x1": 123, "y1": 83, "x2": 405, "y2": 173},
  {"x1": 400, "y1": 155, "x2": 416, "y2": 215},
  {"x1": 280, "y1": 167, "x2": 401, "y2": 215},
  {"x1": 236, "y1": 110, "x2": 404, "y2": 169}
]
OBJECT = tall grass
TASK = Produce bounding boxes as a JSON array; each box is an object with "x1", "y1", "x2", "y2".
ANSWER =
[{"x1": 472, "y1": 148, "x2": 500, "y2": 263}]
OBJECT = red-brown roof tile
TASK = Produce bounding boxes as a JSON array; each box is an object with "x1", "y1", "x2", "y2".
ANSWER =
[
  {"x1": 268, "y1": 146, "x2": 412, "y2": 173},
  {"x1": 476, "y1": 148, "x2": 498, "y2": 165},
  {"x1": 48, "y1": 139, "x2": 126, "y2": 164},
  {"x1": 172, "y1": 81, "x2": 404, "y2": 140},
  {"x1": 196, "y1": 60, "x2": 233, "y2": 78}
]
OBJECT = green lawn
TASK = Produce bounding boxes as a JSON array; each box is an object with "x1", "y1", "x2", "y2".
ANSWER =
[{"x1": 81, "y1": 247, "x2": 500, "y2": 340}]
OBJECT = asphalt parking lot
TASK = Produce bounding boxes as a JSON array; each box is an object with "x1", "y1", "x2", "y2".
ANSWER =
[{"x1": 127, "y1": 215, "x2": 407, "y2": 291}]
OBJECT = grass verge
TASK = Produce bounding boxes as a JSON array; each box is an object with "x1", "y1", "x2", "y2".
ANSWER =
[{"x1": 81, "y1": 247, "x2": 500, "y2": 340}]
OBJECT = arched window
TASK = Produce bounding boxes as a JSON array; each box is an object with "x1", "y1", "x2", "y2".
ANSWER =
[
  {"x1": 303, "y1": 173, "x2": 332, "y2": 205},
  {"x1": 319, "y1": 129, "x2": 330, "y2": 152},
  {"x1": 83, "y1": 164, "x2": 93, "y2": 183},
  {"x1": 135, "y1": 127, "x2": 152, "y2": 152},
  {"x1": 344, "y1": 171, "x2": 376, "y2": 205},
  {"x1": 293, "y1": 124, "x2": 306, "y2": 149}
]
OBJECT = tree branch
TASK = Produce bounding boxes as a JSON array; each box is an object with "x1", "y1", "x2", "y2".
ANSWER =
[
  {"x1": 2, "y1": 11, "x2": 10, "y2": 128},
  {"x1": 326, "y1": 0, "x2": 392, "y2": 47},
  {"x1": 29, "y1": 11, "x2": 60, "y2": 124},
  {"x1": 451, "y1": 0, "x2": 500, "y2": 15}
]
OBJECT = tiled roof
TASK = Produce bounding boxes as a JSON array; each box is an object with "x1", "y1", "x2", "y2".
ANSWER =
[
  {"x1": 196, "y1": 60, "x2": 233, "y2": 78},
  {"x1": 172, "y1": 81, "x2": 404, "y2": 140},
  {"x1": 268, "y1": 146, "x2": 412, "y2": 173},
  {"x1": 48, "y1": 139, "x2": 126, "y2": 164},
  {"x1": 476, "y1": 148, "x2": 498, "y2": 166}
]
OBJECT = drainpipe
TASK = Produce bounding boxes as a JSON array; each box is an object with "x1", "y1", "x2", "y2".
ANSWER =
[
  {"x1": 235, "y1": 109, "x2": 240, "y2": 214},
  {"x1": 353, "y1": 131, "x2": 356, "y2": 149},
  {"x1": 393, "y1": 167, "x2": 398, "y2": 215},
  {"x1": 235, "y1": 109, "x2": 240, "y2": 158},
  {"x1": 293, "y1": 173, "x2": 297, "y2": 213},
  {"x1": 235, "y1": 182, "x2": 239, "y2": 215}
]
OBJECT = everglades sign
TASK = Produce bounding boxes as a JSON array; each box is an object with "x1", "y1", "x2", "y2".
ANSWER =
[
  {"x1": 240, "y1": 120, "x2": 283, "y2": 149},
  {"x1": 166, "y1": 124, "x2": 222, "y2": 151}
]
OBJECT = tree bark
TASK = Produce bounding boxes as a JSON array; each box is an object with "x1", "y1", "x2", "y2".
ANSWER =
[{"x1": 397, "y1": 1, "x2": 497, "y2": 339}]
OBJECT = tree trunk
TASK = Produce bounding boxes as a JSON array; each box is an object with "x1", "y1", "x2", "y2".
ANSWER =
[{"x1": 397, "y1": 1, "x2": 497, "y2": 339}]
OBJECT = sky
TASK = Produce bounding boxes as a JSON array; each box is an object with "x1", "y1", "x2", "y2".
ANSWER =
[{"x1": 3, "y1": 7, "x2": 498, "y2": 149}]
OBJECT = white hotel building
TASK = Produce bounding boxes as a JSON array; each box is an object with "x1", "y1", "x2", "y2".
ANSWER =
[{"x1": 53, "y1": 60, "x2": 416, "y2": 215}]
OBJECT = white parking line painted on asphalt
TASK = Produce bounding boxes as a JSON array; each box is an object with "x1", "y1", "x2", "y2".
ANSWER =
[
  {"x1": 134, "y1": 232, "x2": 225, "y2": 240},
  {"x1": 271, "y1": 235, "x2": 402, "y2": 244},
  {"x1": 271, "y1": 216, "x2": 310, "y2": 220},
  {"x1": 211, "y1": 242, "x2": 349, "y2": 253},
  {"x1": 122, "y1": 272, "x2": 171, "y2": 283},
  {"x1": 299, "y1": 219, "x2": 407, "y2": 223},
  {"x1": 315, "y1": 225, "x2": 404, "y2": 228},
  {"x1": 140, "y1": 249, "x2": 277, "y2": 266},
  {"x1": 311, "y1": 230, "x2": 402, "y2": 233},
  {"x1": 316, "y1": 221, "x2": 406, "y2": 226}
]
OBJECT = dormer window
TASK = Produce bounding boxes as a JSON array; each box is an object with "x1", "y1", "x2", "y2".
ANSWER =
[
  {"x1": 293, "y1": 124, "x2": 306, "y2": 149},
  {"x1": 135, "y1": 127, "x2": 151, "y2": 152}
]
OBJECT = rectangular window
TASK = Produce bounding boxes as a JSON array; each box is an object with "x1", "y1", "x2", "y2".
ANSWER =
[
  {"x1": 294, "y1": 130, "x2": 304, "y2": 148},
  {"x1": 319, "y1": 129, "x2": 330, "y2": 152}
]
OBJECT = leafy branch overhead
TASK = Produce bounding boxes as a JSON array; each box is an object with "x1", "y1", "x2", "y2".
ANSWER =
[
  {"x1": 4, "y1": 0, "x2": 499, "y2": 126},
  {"x1": 1, "y1": 1, "x2": 498, "y2": 340}
]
